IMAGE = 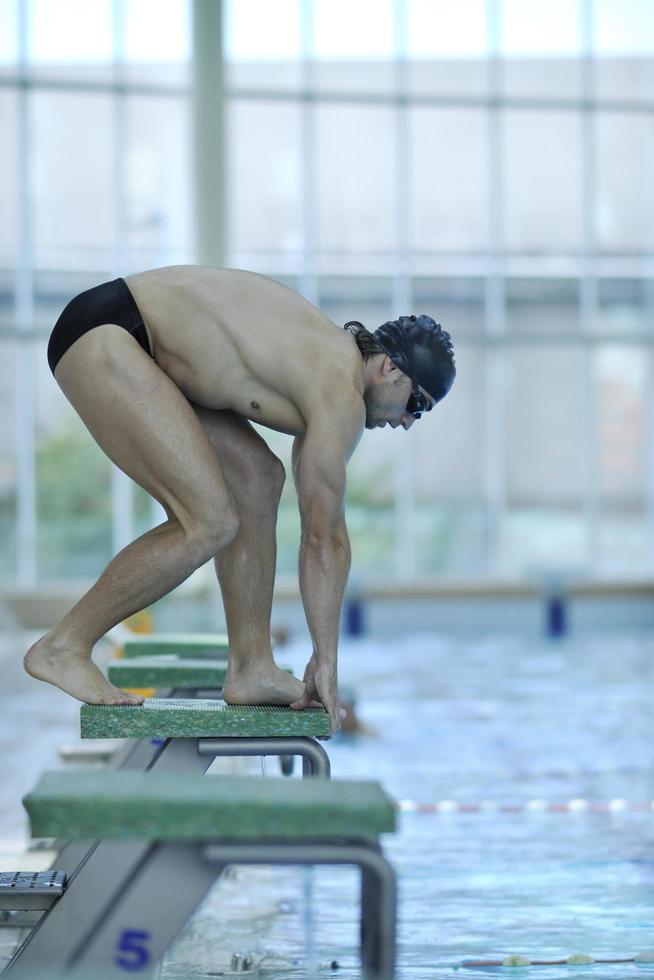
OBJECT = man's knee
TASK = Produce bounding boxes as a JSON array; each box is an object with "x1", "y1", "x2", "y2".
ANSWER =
[
  {"x1": 188, "y1": 507, "x2": 240, "y2": 560},
  {"x1": 242, "y1": 455, "x2": 286, "y2": 517}
]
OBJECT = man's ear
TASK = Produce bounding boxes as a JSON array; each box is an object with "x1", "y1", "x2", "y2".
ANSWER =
[{"x1": 381, "y1": 355, "x2": 396, "y2": 377}]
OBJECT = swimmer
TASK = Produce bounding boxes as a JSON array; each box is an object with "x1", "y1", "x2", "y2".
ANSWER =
[{"x1": 24, "y1": 266, "x2": 456, "y2": 732}]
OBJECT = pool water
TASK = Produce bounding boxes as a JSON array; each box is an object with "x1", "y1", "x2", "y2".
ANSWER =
[
  {"x1": 164, "y1": 632, "x2": 654, "y2": 978},
  {"x1": 1, "y1": 628, "x2": 652, "y2": 978}
]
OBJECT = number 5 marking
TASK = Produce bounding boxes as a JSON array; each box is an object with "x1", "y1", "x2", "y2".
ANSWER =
[{"x1": 114, "y1": 929, "x2": 151, "y2": 971}]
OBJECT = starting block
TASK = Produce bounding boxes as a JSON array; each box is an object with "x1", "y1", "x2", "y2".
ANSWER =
[
  {"x1": 107, "y1": 654, "x2": 293, "y2": 699},
  {"x1": 81, "y1": 698, "x2": 332, "y2": 776},
  {"x1": 4, "y1": 769, "x2": 397, "y2": 980},
  {"x1": 120, "y1": 632, "x2": 229, "y2": 659},
  {"x1": 107, "y1": 654, "x2": 228, "y2": 693},
  {"x1": 0, "y1": 698, "x2": 332, "y2": 952},
  {"x1": 102, "y1": 653, "x2": 295, "y2": 773}
]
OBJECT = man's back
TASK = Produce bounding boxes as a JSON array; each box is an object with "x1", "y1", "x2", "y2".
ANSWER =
[{"x1": 125, "y1": 265, "x2": 359, "y2": 435}]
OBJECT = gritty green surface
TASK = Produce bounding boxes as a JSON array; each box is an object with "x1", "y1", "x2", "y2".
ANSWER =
[
  {"x1": 122, "y1": 632, "x2": 229, "y2": 659},
  {"x1": 81, "y1": 698, "x2": 331, "y2": 739},
  {"x1": 108, "y1": 655, "x2": 229, "y2": 687},
  {"x1": 24, "y1": 770, "x2": 396, "y2": 840}
]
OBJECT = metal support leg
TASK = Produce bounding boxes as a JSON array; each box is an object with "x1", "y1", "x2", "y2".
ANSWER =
[
  {"x1": 2, "y1": 839, "x2": 152, "y2": 977},
  {"x1": 59, "y1": 839, "x2": 395, "y2": 980},
  {"x1": 67, "y1": 843, "x2": 220, "y2": 980},
  {"x1": 197, "y1": 737, "x2": 331, "y2": 778},
  {"x1": 202, "y1": 840, "x2": 395, "y2": 980},
  {"x1": 360, "y1": 840, "x2": 387, "y2": 976}
]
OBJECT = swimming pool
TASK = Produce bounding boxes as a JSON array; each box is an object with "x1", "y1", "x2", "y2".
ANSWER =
[{"x1": 162, "y1": 631, "x2": 654, "y2": 978}]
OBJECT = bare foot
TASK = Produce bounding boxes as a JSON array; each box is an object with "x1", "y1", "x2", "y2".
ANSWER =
[
  {"x1": 222, "y1": 662, "x2": 312, "y2": 707},
  {"x1": 24, "y1": 635, "x2": 144, "y2": 706}
]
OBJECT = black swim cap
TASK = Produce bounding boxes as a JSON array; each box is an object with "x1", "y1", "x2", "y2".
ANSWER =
[{"x1": 373, "y1": 314, "x2": 456, "y2": 404}]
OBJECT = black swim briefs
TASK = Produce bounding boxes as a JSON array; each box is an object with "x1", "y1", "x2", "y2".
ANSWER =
[{"x1": 47, "y1": 277, "x2": 154, "y2": 377}]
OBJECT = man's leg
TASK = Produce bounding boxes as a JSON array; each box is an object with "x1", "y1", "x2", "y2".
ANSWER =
[
  {"x1": 26, "y1": 325, "x2": 240, "y2": 705},
  {"x1": 190, "y1": 405, "x2": 305, "y2": 705}
]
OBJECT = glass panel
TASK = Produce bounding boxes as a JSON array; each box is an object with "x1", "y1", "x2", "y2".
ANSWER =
[
  {"x1": 501, "y1": 0, "x2": 582, "y2": 98},
  {"x1": 318, "y1": 275, "x2": 393, "y2": 333},
  {"x1": 124, "y1": 0, "x2": 191, "y2": 87},
  {"x1": 35, "y1": 341, "x2": 113, "y2": 579},
  {"x1": 505, "y1": 278, "x2": 581, "y2": 336},
  {"x1": 597, "y1": 509, "x2": 649, "y2": 573},
  {"x1": 411, "y1": 277, "x2": 485, "y2": 341},
  {"x1": 227, "y1": 101, "x2": 302, "y2": 255},
  {"x1": 0, "y1": 90, "x2": 19, "y2": 268},
  {"x1": 314, "y1": 0, "x2": 394, "y2": 59},
  {"x1": 28, "y1": 0, "x2": 115, "y2": 84},
  {"x1": 596, "y1": 58, "x2": 654, "y2": 104},
  {"x1": 595, "y1": 345, "x2": 647, "y2": 504},
  {"x1": 312, "y1": 0, "x2": 394, "y2": 94},
  {"x1": 595, "y1": 0, "x2": 654, "y2": 53},
  {"x1": 503, "y1": 110, "x2": 583, "y2": 253},
  {"x1": 410, "y1": 108, "x2": 488, "y2": 253},
  {"x1": 0, "y1": 0, "x2": 18, "y2": 74},
  {"x1": 408, "y1": 0, "x2": 486, "y2": 57},
  {"x1": 126, "y1": 95, "x2": 193, "y2": 265},
  {"x1": 501, "y1": 58, "x2": 582, "y2": 100},
  {"x1": 499, "y1": 510, "x2": 587, "y2": 574},
  {"x1": 502, "y1": 344, "x2": 588, "y2": 573},
  {"x1": 501, "y1": 0, "x2": 581, "y2": 55},
  {"x1": 33, "y1": 92, "x2": 116, "y2": 268},
  {"x1": 407, "y1": 0, "x2": 487, "y2": 96},
  {"x1": 225, "y1": 0, "x2": 302, "y2": 90},
  {"x1": 505, "y1": 345, "x2": 586, "y2": 507},
  {"x1": 315, "y1": 105, "x2": 395, "y2": 254},
  {"x1": 597, "y1": 113, "x2": 654, "y2": 254},
  {"x1": 595, "y1": 344, "x2": 650, "y2": 573},
  {"x1": 595, "y1": 0, "x2": 654, "y2": 102},
  {"x1": 413, "y1": 344, "x2": 486, "y2": 575},
  {"x1": 0, "y1": 339, "x2": 18, "y2": 583},
  {"x1": 596, "y1": 279, "x2": 654, "y2": 335}
]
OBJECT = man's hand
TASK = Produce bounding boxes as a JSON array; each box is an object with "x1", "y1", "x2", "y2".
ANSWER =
[{"x1": 290, "y1": 653, "x2": 344, "y2": 733}]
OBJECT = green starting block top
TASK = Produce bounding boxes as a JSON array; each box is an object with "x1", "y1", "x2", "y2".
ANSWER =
[
  {"x1": 121, "y1": 632, "x2": 229, "y2": 659},
  {"x1": 81, "y1": 698, "x2": 331, "y2": 740},
  {"x1": 24, "y1": 770, "x2": 396, "y2": 841},
  {"x1": 108, "y1": 655, "x2": 228, "y2": 688}
]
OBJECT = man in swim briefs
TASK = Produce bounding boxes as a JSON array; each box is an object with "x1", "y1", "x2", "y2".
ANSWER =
[{"x1": 25, "y1": 267, "x2": 456, "y2": 732}]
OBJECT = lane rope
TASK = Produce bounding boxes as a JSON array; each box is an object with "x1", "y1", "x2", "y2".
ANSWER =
[
  {"x1": 397, "y1": 799, "x2": 654, "y2": 814},
  {"x1": 461, "y1": 951, "x2": 654, "y2": 967}
]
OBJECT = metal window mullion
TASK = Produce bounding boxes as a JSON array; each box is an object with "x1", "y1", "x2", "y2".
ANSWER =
[
  {"x1": 4, "y1": 73, "x2": 654, "y2": 117},
  {"x1": 484, "y1": 0, "x2": 506, "y2": 575},
  {"x1": 643, "y1": 133, "x2": 654, "y2": 561},
  {"x1": 391, "y1": 0, "x2": 414, "y2": 581},
  {"x1": 110, "y1": 0, "x2": 136, "y2": 551},
  {"x1": 580, "y1": 0, "x2": 599, "y2": 573},
  {"x1": 299, "y1": 0, "x2": 317, "y2": 303},
  {"x1": 15, "y1": 0, "x2": 36, "y2": 586},
  {"x1": 192, "y1": 0, "x2": 226, "y2": 268},
  {"x1": 646, "y1": 328, "x2": 654, "y2": 572}
]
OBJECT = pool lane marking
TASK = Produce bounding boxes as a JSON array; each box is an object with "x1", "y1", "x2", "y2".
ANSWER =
[
  {"x1": 397, "y1": 799, "x2": 654, "y2": 814},
  {"x1": 462, "y1": 954, "x2": 654, "y2": 967}
]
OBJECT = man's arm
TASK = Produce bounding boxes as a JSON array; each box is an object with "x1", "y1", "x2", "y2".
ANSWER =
[{"x1": 289, "y1": 395, "x2": 364, "y2": 729}]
